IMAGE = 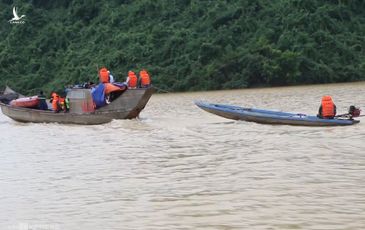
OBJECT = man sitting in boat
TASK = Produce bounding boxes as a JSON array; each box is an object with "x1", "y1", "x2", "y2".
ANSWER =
[{"x1": 317, "y1": 95, "x2": 336, "y2": 119}]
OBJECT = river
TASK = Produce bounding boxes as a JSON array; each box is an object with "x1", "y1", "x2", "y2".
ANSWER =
[{"x1": 0, "y1": 82, "x2": 364, "y2": 230}]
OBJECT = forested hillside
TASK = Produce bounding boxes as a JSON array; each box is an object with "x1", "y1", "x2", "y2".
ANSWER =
[{"x1": 0, "y1": 0, "x2": 365, "y2": 94}]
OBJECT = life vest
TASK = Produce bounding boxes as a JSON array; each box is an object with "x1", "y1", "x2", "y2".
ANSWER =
[
  {"x1": 140, "y1": 70, "x2": 151, "y2": 86},
  {"x1": 321, "y1": 96, "x2": 335, "y2": 118},
  {"x1": 51, "y1": 93, "x2": 60, "y2": 112},
  {"x1": 99, "y1": 67, "x2": 110, "y2": 83},
  {"x1": 65, "y1": 98, "x2": 70, "y2": 110},
  {"x1": 128, "y1": 71, "x2": 138, "y2": 88}
]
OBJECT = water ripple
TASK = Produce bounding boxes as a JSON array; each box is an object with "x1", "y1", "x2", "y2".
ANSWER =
[{"x1": 0, "y1": 83, "x2": 365, "y2": 229}]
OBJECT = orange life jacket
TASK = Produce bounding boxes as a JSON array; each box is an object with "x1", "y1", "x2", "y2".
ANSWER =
[
  {"x1": 51, "y1": 94, "x2": 60, "y2": 112},
  {"x1": 128, "y1": 71, "x2": 138, "y2": 88},
  {"x1": 99, "y1": 67, "x2": 110, "y2": 83},
  {"x1": 140, "y1": 70, "x2": 151, "y2": 86},
  {"x1": 321, "y1": 96, "x2": 335, "y2": 117}
]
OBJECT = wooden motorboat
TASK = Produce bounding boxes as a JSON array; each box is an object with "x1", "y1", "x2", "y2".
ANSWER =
[{"x1": 0, "y1": 86, "x2": 155, "y2": 125}]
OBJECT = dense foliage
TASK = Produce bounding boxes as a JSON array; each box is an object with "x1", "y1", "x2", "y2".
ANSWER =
[{"x1": 0, "y1": 0, "x2": 365, "y2": 94}]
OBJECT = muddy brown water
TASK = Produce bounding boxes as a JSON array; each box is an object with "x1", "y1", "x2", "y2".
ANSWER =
[{"x1": 0, "y1": 82, "x2": 364, "y2": 229}]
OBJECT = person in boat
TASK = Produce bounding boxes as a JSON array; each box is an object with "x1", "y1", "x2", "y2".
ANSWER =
[
  {"x1": 50, "y1": 92, "x2": 61, "y2": 113},
  {"x1": 59, "y1": 92, "x2": 70, "y2": 112},
  {"x1": 126, "y1": 70, "x2": 138, "y2": 89},
  {"x1": 59, "y1": 96, "x2": 66, "y2": 112},
  {"x1": 317, "y1": 95, "x2": 336, "y2": 119},
  {"x1": 139, "y1": 69, "x2": 151, "y2": 88},
  {"x1": 37, "y1": 91, "x2": 48, "y2": 110},
  {"x1": 99, "y1": 67, "x2": 110, "y2": 83},
  {"x1": 108, "y1": 71, "x2": 115, "y2": 83},
  {"x1": 65, "y1": 97, "x2": 70, "y2": 112}
]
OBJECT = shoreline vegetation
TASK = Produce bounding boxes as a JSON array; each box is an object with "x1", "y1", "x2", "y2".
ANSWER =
[{"x1": 1, "y1": 0, "x2": 364, "y2": 95}]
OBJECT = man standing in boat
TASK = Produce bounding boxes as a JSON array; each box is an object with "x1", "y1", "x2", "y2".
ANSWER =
[
  {"x1": 50, "y1": 92, "x2": 61, "y2": 113},
  {"x1": 99, "y1": 67, "x2": 110, "y2": 83},
  {"x1": 37, "y1": 91, "x2": 48, "y2": 110},
  {"x1": 126, "y1": 70, "x2": 138, "y2": 89},
  {"x1": 139, "y1": 69, "x2": 151, "y2": 88}
]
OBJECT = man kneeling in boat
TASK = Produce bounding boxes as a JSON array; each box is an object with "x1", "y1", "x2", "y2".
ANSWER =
[{"x1": 317, "y1": 95, "x2": 336, "y2": 119}]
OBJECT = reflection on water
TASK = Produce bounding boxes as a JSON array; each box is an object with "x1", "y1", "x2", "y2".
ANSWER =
[{"x1": 0, "y1": 83, "x2": 364, "y2": 229}]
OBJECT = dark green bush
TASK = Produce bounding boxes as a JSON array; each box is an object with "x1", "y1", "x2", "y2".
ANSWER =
[{"x1": 0, "y1": 0, "x2": 364, "y2": 95}]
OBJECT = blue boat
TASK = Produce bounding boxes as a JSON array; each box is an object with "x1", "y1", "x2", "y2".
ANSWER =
[{"x1": 195, "y1": 101, "x2": 360, "y2": 126}]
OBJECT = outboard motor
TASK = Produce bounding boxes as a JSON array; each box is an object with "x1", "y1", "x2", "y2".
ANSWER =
[{"x1": 348, "y1": 105, "x2": 361, "y2": 118}]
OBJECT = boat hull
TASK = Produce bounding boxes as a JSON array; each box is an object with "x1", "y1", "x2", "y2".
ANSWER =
[
  {"x1": 195, "y1": 101, "x2": 360, "y2": 126},
  {"x1": 0, "y1": 87, "x2": 155, "y2": 125}
]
